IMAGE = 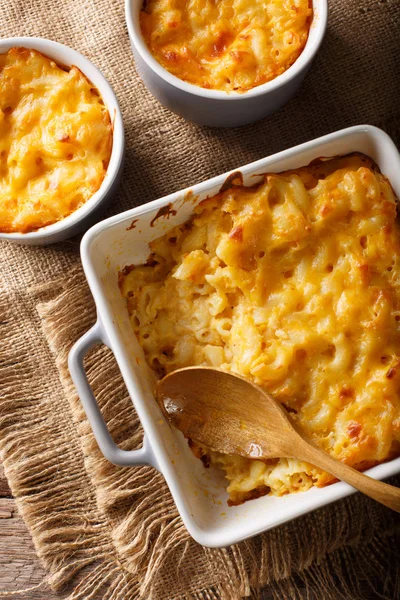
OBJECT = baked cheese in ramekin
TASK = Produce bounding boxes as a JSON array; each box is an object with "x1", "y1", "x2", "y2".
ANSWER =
[
  {"x1": 0, "y1": 47, "x2": 112, "y2": 234},
  {"x1": 140, "y1": 0, "x2": 312, "y2": 92}
]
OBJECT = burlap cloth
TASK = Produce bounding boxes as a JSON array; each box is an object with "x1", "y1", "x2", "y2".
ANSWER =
[{"x1": 1, "y1": 0, "x2": 400, "y2": 598}]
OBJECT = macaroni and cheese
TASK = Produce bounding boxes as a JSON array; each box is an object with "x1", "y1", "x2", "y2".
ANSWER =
[
  {"x1": 140, "y1": 0, "x2": 312, "y2": 92},
  {"x1": 119, "y1": 154, "x2": 400, "y2": 505},
  {"x1": 0, "y1": 48, "x2": 112, "y2": 233}
]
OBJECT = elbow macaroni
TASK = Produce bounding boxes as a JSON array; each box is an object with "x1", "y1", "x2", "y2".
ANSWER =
[
  {"x1": 119, "y1": 154, "x2": 400, "y2": 505},
  {"x1": 0, "y1": 48, "x2": 112, "y2": 233},
  {"x1": 140, "y1": 0, "x2": 312, "y2": 92}
]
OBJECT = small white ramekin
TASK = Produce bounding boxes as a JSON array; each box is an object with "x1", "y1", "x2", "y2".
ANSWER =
[
  {"x1": 0, "y1": 37, "x2": 124, "y2": 246},
  {"x1": 125, "y1": 0, "x2": 328, "y2": 127}
]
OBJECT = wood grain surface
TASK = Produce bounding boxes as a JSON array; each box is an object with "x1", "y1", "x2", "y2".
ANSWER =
[{"x1": 0, "y1": 464, "x2": 59, "y2": 599}]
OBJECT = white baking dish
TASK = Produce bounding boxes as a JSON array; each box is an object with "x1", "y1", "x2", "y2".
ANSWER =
[{"x1": 69, "y1": 125, "x2": 400, "y2": 548}]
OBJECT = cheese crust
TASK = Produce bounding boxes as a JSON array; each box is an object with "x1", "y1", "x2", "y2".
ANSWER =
[
  {"x1": 119, "y1": 155, "x2": 400, "y2": 505},
  {"x1": 140, "y1": 0, "x2": 312, "y2": 92},
  {"x1": 0, "y1": 48, "x2": 112, "y2": 233}
]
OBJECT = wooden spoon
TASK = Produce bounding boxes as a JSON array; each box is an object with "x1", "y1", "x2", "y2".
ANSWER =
[{"x1": 156, "y1": 366, "x2": 400, "y2": 512}]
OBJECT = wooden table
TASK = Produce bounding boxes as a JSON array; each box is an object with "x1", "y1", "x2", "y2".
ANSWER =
[{"x1": 0, "y1": 464, "x2": 59, "y2": 599}]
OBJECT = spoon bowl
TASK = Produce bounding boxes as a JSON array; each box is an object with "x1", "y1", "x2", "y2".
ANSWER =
[{"x1": 156, "y1": 366, "x2": 400, "y2": 512}]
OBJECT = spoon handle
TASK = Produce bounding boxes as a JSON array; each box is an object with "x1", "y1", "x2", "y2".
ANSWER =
[{"x1": 297, "y1": 439, "x2": 400, "y2": 512}]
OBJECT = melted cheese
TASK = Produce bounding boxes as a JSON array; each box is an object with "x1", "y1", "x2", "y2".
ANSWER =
[
  {"x1": 0, "y1": 48, "x2": 112, "y2": 233},
  {"x1": 119, "y1": 155, "x2": 400, "y2": 505},
  {"x1": 140, "y1": 0, "x2": 312, "y2": 92}
]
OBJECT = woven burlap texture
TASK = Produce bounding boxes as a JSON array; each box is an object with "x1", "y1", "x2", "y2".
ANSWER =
[{"x1": 1, "y1": 0, "x2": 400, "y2": 598}]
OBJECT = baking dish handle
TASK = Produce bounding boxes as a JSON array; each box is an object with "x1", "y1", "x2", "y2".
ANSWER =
[{"x1": 68, "y1": 321, "x2": 158, "y2": 469}]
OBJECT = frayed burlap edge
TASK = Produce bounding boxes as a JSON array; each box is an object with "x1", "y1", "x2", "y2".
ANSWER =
[{"x1": 1, "y1": 265, "x2": 399, "y2": 600}]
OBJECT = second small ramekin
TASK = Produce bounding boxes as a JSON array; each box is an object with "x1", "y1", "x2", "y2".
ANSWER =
[{"x1": 125, "y1": 0, "x2": 328, "y2": 128}]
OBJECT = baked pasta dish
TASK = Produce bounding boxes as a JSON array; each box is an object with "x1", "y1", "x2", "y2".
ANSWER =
[
  {"x1": 119, "y1": 154, "x2": 400, "y2": 505},
  {"x1": 140, "y1": 0, "x2": 312, "y2": 92},
  {"x1": 0, "y1": 48, "x2": 112, "y2": 233}
]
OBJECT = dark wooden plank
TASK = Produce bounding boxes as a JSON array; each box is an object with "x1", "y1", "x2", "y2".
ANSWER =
[
  {"x1": 0, "y1": 464, "x2": 12, "y2": 497},
  {"x1": 0, "y1": 465, "x2": 60, "y2": 599}
]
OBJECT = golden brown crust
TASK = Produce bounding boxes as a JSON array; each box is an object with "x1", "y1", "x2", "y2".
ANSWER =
[
  {"x1": 140, "y1": 0, "x2": 312, "y2": 92},
  {"x1": 119, "y1": 153, "x2": 400, "y2": 504},
  {"x1": 0, "y1": 47, "x2": 112, "y2": 233}
]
